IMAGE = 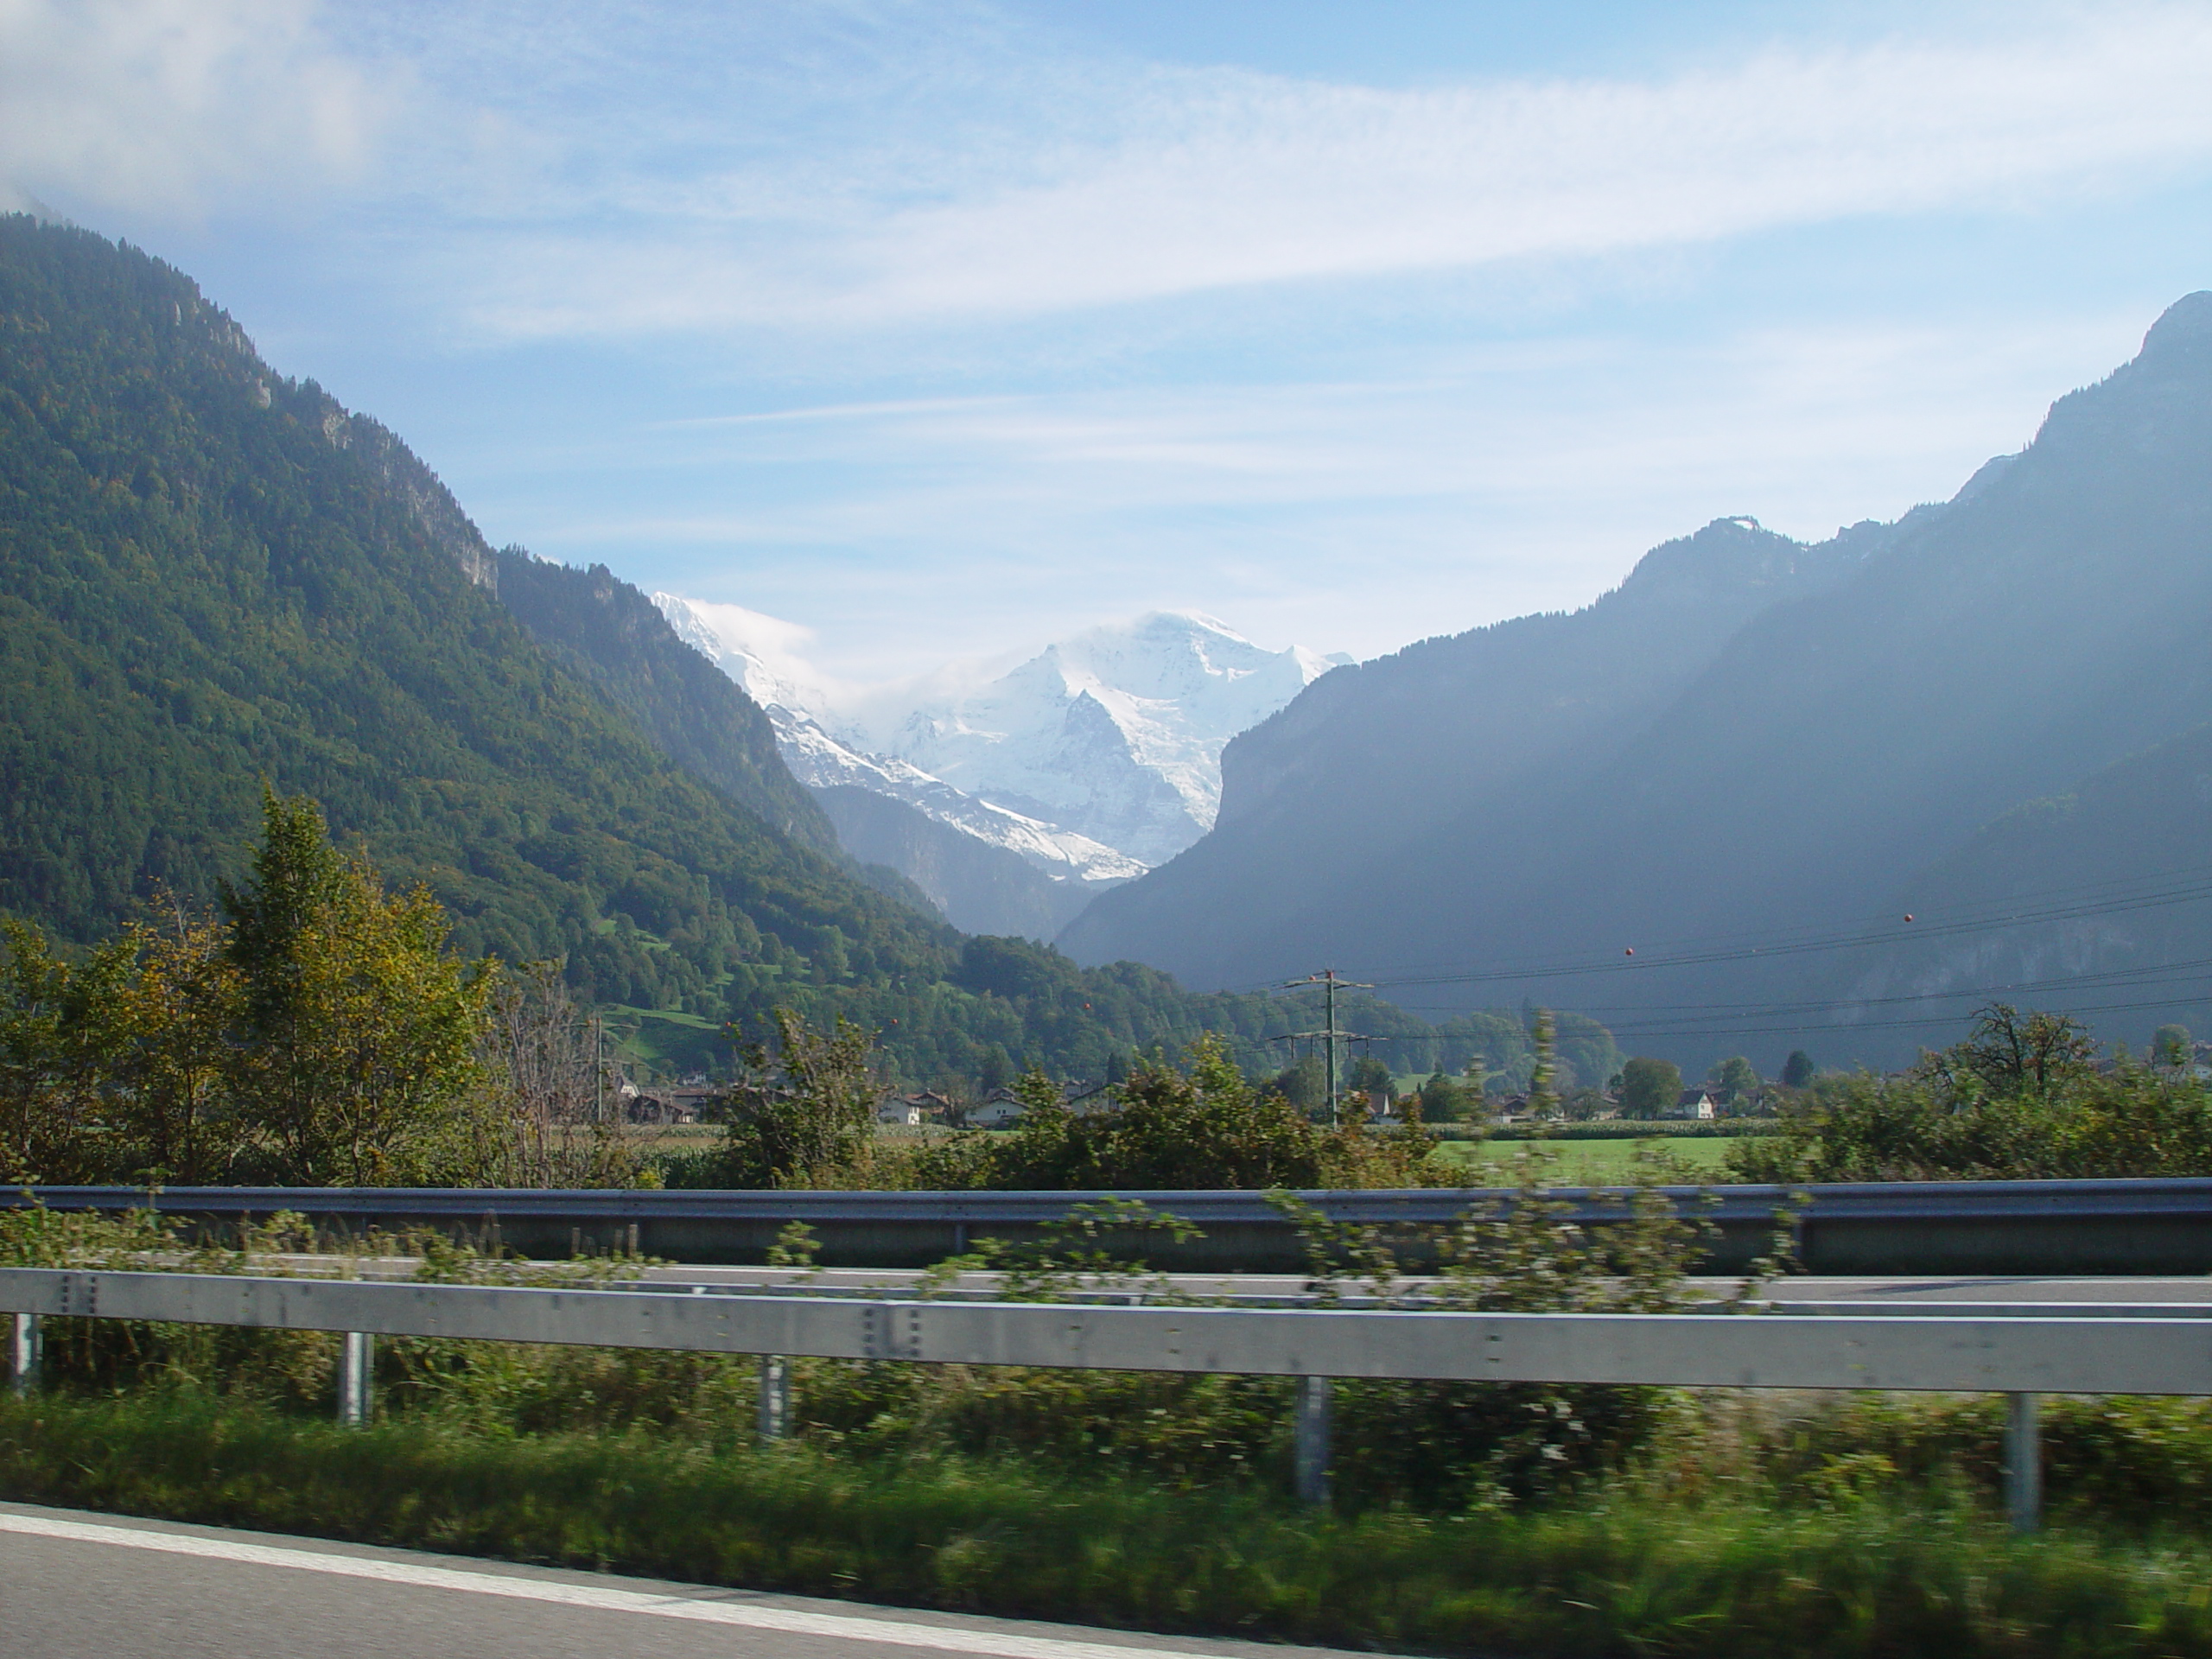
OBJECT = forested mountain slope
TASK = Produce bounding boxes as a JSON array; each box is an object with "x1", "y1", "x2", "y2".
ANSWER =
[
  {"x1": 493, "y1": 550, "x2": 843, "y2": 862},
  {"x1": 1063, "y1": 511, "x2": 1897, "y2": 982},
  {"x1": 507, "y1": 557, "x2": 1088, "y2": 938},
  {"x1": 1817, "y1": 714, "x2": 2212, "y2": 1045},
  {"x1": 1066, "y1": 295, "x2": 2212, "y2": 1070},
  {"x1": 0, "y1": 215, "x2": 954, "y2": 1015},
  {"x1": 2, "y1": 215, "x2": 1574, "y2": 1090}
]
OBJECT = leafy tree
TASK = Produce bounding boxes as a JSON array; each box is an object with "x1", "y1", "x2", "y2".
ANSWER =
[
  {"x1": 941, "y1": 1035, "x2": 1444, "y2": 1191},
  {"x1": 1781, "y1": 1049, "x2": 1817, "y2": 1088},
  {"x1": 715, "y1": 1007, "x2": 881, "y2": 1187},
  {"x1": 221, "y1": 791, "x2": 494, "y2": 1185},
  {"x1": 1273, "y1": 1054, "x2": 1327, "y2": 1114},
  {"x1": 2153, "y1": 1024, "x2": 2193, "y2": 1069},
  {"x1": 1559, "y1": 1086, "x2": 1611, "y2": 1122},
  {"x1": 976, "y1": 1043, "x2": 1016, "y2": 1094},
  {"x1": 0, "y1": 920, "x2": 126, "y2": 1183},
  {"x1": 1618, "y1": 1056, "x2": 1683, "y2": 1118},
  {"x1": 104, "y1": 912, "x2": 243, "y2": 1183},
  {"x1": 1914, "y1": 1003, "x2": 2097, "y2": 1098},
  {"x1": 1347, "y1": 1054, "x2": 1394, "y2": 1107},
  {"x1": 1708, "y1": 1055, "x2": 1759, "y2": 1102},
  {"x1": 1416, "y1": 1069, "x2": 1471, "y2": 1123},
  {"x1": 1732, "y1": 1007, "x2": 2212, "y2": 1183},
  {"x1": 1527, "y1": 1008, "x2": 1560, "y2": 1118}
]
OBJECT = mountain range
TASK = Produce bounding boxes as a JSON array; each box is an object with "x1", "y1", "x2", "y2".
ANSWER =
[
  {"x1": 1065, "y1": 293, "x2": 2212, "y2": 1072},
  {"x1": 654, "y1": 598, "x2": 1341, "y2": 936},
  {"x1": 17, "y1": 208, "x2": 2209, "y2": 1087},
  {"x1": 0, "y1": 213, "x2": 1386, "y2": 1090}
]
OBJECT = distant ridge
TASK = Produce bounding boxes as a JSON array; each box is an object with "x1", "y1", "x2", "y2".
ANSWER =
[{"x1": 1065, "y1": 294, "x2": 2212, "y2": 1071}]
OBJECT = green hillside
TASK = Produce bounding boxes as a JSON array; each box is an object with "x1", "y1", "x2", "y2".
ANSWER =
[
  {"x1": 491, "y1": 549, "x2": 842, "y2": 862},
  {"x1": 0, "y1": 217, "x2": 966, "y2": 1034}
]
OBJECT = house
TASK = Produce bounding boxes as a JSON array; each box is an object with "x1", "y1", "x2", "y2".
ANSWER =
[
  {"x1": 625, "y1": 1084, "x2": 717, "y2": 1125},
  {"x1": 1479, "y1": 1091, "x2": 1530, "y2": 1123},
  {"x1": 1064, "y1": 1082, "x2": 1118, "y2": 1117},
  {"x1": 876, "y1": 1090, "x2": 952, "y2": 1128},
  {"x1": 1666, "y1": 1086, "x2": 1723, "y2": 1122},
  {"x1": 969, "y1": 1090, "x2": 1026, "y2": 1128}
]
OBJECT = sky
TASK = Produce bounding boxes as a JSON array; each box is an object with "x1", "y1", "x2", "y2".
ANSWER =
[{"x1": 4, "y1": 1, "x2": 2211, "y2": 680}]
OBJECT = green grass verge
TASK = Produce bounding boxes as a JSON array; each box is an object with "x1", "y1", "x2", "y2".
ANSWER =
[
  {"x1": 1432, "y1": 1137, "x2": 1737, "y2": 1182},
  {"x1": 4, "y1": 1391, "x2": 2211, "y2": 1658}
]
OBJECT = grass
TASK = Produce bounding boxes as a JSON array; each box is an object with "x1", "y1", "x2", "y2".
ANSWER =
[
  {"x1": 1432, "y1": 1136, "x2": 1737, "y2": 1183},
  {"x1": 4, "y1": 1389, "x2": 2212, "y2": 1658}
]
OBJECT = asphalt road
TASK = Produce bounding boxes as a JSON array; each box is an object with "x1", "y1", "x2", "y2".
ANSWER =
[{"x1": 0, "y1": 1501, "x2": 1381, "y2": 1659}]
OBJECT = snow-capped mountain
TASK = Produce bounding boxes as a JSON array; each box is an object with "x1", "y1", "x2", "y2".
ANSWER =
[
  {"x1": 655, "y1": 595, "x2": 1142, "y2": 887},
  {"x1": 654, "y1": 596, "x2": 1344, "y2": 899},
  {"x1": 850, "y1": 613, "x2": 1349, "y2": 868}
]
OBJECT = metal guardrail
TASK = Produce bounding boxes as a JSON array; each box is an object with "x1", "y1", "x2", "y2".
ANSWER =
[
  {"x1": 7, "y1": 1267, "x2": 2212, "y2": 1527},
  {"x1": 14, "y1": 1178, "x2": 2212, "y2": 1274}
]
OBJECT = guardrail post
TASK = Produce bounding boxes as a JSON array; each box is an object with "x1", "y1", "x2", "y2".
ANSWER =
[
  {"x1": 2004, "y1": 1391, "x2": 2042, "y2": 1533},
  {"x1": 337, "y1": 1332, "x2": 373, "y2": 1427},
  {"x1": 758, "y1": 1355, "x2": 791, "y2": 1441},
  {"x1": 9, "y1": 1313, "x2": 38, "y2": 1396},
  {"x1": 1294, "y1": 1375, "x2": 1332, "y2": 1505}
]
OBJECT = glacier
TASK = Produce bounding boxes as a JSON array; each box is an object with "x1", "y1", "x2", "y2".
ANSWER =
[{"x1": 653, "y1": 595, "x2": 1343, "y2": 900}]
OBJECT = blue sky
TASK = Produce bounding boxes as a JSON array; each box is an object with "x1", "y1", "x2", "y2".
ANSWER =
[{"x1": 5, "y1": 1, "x2": 2211, "y2": 680}]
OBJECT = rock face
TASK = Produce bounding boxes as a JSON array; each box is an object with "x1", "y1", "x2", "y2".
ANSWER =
[
  {"x1": 655, "y1": 599, "x2": 1340, "y2": 938},
  {"x1": 1063, "y1": 294, "x2": 2212, "y2": 1071},
  {"x1": 812, "y1": 785, "x2": 1101, "y2": 940}
]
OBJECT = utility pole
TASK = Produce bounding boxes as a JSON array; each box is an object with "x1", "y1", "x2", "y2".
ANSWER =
[{"x1": 1271, "y1": 968, "x2": 1374, "y2": 1126}]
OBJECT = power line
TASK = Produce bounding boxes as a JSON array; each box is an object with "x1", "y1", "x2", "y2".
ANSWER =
[
  {"x1": 1397, "y1": 954, "x2": 2212, "y2": 1027},
  {"x1": 1235, "y1": 862, "x2": 2212, "y2": 1001},
  {"x1": 1210, "y1": 863, "x2": 2212, "y2": 1057},
  {"x1": 1269, "y1": 969, "x2": 1372, "y2": 1125},
  {"x1": 1370, "y1": 882, "x2": 2212, "y2": 992}
]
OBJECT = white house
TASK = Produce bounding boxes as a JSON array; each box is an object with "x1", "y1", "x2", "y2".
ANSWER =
[{"x1": 1666, "y1": 1086, "x2": 1722, "y2": 1122}]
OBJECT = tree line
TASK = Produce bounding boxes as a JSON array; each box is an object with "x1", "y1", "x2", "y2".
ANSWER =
[
  {"x1": 1727, "y1": 1004, "x2": 2212, "y2": 1181},
  {"x1": 0, "y1": 791, "x2": 639, "y2": 1187},
  {"x1": 0, "y1": 791, "x2": 1492, "y2": 1192}
]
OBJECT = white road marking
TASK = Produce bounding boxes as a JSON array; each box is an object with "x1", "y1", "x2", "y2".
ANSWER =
[{"x1": 0, "y1": 1510, "x2": 1272, "y2": 1659}]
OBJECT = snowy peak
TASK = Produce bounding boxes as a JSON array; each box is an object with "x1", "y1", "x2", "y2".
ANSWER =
[
  {"x1": 653, "y1": 594, "x2": 830, "y2": 720},
  {"x1": 766, "y1": 702, "x2": 1145, "y2": 885},
  {"x1": 868, "y1": 611, "x2": 1347, "y2": 867},
  {"x1": 653, "y1": 594, "x2": 1344, "y2": 892}
]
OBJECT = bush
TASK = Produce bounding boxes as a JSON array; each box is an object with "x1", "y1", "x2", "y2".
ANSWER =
[{"x1": 1730, "y1": 1004, "x2": 2212, "y2": 1182}]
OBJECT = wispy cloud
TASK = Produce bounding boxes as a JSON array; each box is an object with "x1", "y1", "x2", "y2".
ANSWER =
[
  {"x1": 0, "y1": 0, "x2": 394, "y2": 216},
  {"x1": 428, "y1": 3, "x2": 2212, "y2": 338},
  {"x1": 16, "y1": 3, "x2": 2209, "y2": 337},
  {"x1": 494, "y1": 308, "x2": 2144, "y2": 677}
]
